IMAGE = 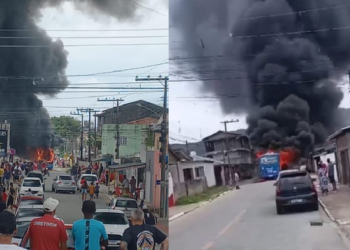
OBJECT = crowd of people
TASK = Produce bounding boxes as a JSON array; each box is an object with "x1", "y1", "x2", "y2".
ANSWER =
[{"x1": 0, "y1": 197, "x2": 169, "y2": 250}]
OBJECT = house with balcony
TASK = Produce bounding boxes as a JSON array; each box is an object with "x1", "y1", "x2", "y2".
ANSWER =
[{"x1": 202, "y1": 130, "x2": 253, "y2": 185}]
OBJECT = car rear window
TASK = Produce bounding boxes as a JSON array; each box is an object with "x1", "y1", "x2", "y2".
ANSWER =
[
  {"x1": 27, "y1": 173, "x2": 43, "y2": 181},
  {"x1": 115, "y1": 200, "x2": 138, "y2": 208},
  {"x1": 83, "y1": 176, "x2": 97, "y2": 181},
  {"x1": 20, "y1": 199, "x2": 43, "y2": 205},
  {"x1": 280, "y1": 173, "x2": 311, "y2": 186},
  {"x1": 280, "y1": 172, "x2": 307, "y2": 178},
  {"x1": 60, "y1": 176, "x2": 72, "y2": 180},
  {"x1": 94, "y1": 212, "x2": 128, "y2": 225},
  {"x1": 17, "y1": 210, "x2": 44, "y2": 218},
  {"x1": 23, "y1": 180, "x2": 41, "y2": 187}
]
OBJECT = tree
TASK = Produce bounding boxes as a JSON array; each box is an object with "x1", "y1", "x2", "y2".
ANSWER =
[{"x1": 51, "y1": 116, "x2": 81, "y2": 137}]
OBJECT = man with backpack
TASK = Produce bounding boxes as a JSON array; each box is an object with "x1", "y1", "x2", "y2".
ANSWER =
[{"x1": 13, "y1": 165, "x2": 21, "y2": 184}]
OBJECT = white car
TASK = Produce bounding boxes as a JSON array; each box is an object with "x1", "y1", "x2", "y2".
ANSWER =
[
  {"x1": 94, "y1": 209, "x2": 129, "y2": 249},
  {"x1": 77, "y1": 174, "x2": 98, "y2": 190},
  {"x1": 20, "y1": 177, "x2": 44, "y2": 198}
]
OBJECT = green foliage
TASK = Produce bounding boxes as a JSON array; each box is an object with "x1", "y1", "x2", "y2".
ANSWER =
[{"x1": 51, "y1": 116, "x2": 81, "y2": 137}]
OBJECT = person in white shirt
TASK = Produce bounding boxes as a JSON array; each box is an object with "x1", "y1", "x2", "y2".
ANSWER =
[
  {"x1": 122, "y1": 175, "x2": 130, "y2": 193},
  {"x1": 235, "y1": 172, "x2": 240, "y2": 190},
  {"x1": 0, "y1": 211, "x2": 26, "y2": 249}
]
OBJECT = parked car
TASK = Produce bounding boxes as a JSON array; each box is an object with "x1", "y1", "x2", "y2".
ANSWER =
[
  {"x1": 16, "y1": 209, "x2": 44, "y2": 220},
  {"x1": 108, "y1": 197, "x2": 138, "y2": 219},
  {"x1": 77, "y1": 174, "x2": 98, "y2": 190},
  {"x1": 94, "y1": 209, "x2": 129, "y2": 249},
  {"x1": 19, "y1": 177, "x2": 44, "y2": 198},
  {"x1": 52, "y1": 175, "x2": 76, "y2": 194},
  {"x1": 20, "y1": 224, "x2": 75, "y2": 249},
  {"x1": 14, "y1": 205, "x2": 43, "y2": 218},
  {"x1": 12, "y1": 216, "x2": 41, "y2": 245},
  {"x1": 275, "y1": 170, "x2": 318, "y2": 214},
  {"x1": 17, "y1": 196, "x2": 43, "y2": 209},
  {"x1": 26, "y1": 171, "x2": 46, "y2": 191}
]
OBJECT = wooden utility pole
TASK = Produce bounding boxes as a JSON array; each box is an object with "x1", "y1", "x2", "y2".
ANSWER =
[
  {"x1": 70, "y1": 112, "x2": 84, "y2": 160},
  {"x1": 92, "y1": 111, "x2": 99, "y2": 158},
  {"x1": 220, "y1": 119, "x2": 239, "y2": 186},
  {"x1": 77, "y1": 108, "x2": 96, "y2": 163},
  {"x1": 136, "y1": 75, "x2": 168, "y2": 218}
]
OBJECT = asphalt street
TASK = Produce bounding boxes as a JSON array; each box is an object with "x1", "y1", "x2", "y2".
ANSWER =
[
  {"x1": 43, "y1": 170, "x2": 109, "y2": 224},
  {"x1": 170, "y1": 181, "x2": 349, "y2": 250}
]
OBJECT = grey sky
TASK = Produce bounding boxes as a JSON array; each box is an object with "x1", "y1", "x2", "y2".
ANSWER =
[{"x1": 36, "y1": 1, "x2": 168, "y2": 120}]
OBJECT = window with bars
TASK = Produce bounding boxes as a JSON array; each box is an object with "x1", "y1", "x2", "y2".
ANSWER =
[{"x1": 120, "y1": 136, "x2": 127, "y2": 145}]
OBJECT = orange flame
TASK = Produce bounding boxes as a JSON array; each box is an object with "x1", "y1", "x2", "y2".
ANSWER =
[{"x1": 36, "y1": 148, "x2": 55, "y2": 162}]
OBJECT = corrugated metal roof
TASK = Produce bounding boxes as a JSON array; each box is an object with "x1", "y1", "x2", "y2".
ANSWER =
[{"x1": 328, "y1": 125, "x2": 350, "y2": 141}]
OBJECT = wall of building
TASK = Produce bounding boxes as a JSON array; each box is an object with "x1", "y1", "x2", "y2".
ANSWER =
[
  {"x1": 176, "y1": 161, "x2": 216, "y2": 187},
  {"x1": 128, "y1": 117, "x2": 158, "y2": 125},
  {"x1": 101, "y1": 124, "x2": 148, "y2": 158},
  {"x1": 335, "y1": 132, "x2": 350, "y2": 185}
]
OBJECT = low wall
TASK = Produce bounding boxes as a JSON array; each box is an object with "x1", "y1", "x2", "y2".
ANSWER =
[{"x1": 173, "y1": 178, "x2": 208, "y2": 202}]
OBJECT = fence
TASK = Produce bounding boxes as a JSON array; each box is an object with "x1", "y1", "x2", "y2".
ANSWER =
[{"x1": 173, "y1": 177, "x2": 208, "y2": 202}]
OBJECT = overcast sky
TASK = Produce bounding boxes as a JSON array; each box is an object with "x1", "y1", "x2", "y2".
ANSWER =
[{"x1": 36, "y1": 1, "x2": 168, "y2": 121}]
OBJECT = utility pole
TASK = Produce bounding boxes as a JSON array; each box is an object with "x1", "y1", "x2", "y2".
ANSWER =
[
  {"x1": 136, "y1": 75, "x2": 168, "y2": 218},
  {"x1": 97, "y1": 98, "x2": 124, "y2": 163},
  {"x1": 92, "y1": 111, "x2": 99, "y2": 158},
  {"x1": 77, "y1": 108, "x2": 95, "y2": 163},
  {"x1": 220, "y1": 119, "x2": 239, "y2": 186},
  {"x1": 70, "y1": 112, "x2": 84, "y2": 161}
]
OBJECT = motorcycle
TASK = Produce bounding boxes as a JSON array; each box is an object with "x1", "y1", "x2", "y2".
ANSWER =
[{"x1": 41, "y1": 168, "x2": 50, "y2": 177}]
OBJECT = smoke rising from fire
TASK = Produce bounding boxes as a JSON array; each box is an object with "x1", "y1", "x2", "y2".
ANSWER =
[
  {"x1": 171, "y1": 0, "x2": 350, "y2": 155},
  {"x1": 0, "y1": 0, "x2": 150, "y2": 159}
]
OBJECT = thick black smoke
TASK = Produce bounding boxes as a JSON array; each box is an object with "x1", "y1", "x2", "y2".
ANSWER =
[
  {"x1": 171, "y1": 0, "x2": 350, "y2": 154},
  {"x1": 0, "y1": 0, "x2": 148, "y2": 159}
]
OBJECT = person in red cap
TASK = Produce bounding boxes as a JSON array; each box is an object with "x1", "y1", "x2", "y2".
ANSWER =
[{"x1": 28, "y1": 197, "x2": 68, "y2": 250}]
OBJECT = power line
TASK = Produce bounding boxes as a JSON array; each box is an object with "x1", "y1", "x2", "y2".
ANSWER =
[
  {"x1": 0, "y1": 28, "x2": 168, "y2": 32},
  {"x1": 0, "y1": 61, "x2": 168, "y2": 79},
  {"x1": 125, "y1": 0, "x2": 167, "y2": 17},
  {"x1": 0, "y1": 43, "x2": 168, "y2": 48},
  {"x1": 0, "y1": 35, "x2": 168, "y2": 39}
]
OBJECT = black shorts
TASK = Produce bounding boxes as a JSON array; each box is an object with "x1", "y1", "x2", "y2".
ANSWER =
[
  {"x1": 329, "y1": 176, "x2": 336, "y2": 184},
  {"x1": 13, "y1": 176, "x2": 19, "y2": 180}
]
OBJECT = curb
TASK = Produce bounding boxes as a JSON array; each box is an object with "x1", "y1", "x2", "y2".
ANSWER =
[
  {"x1": 318, "y1": 198, "x2": 350, "y2": 226},
  {"x1": 169, "y1": 189, "x2": 235, "y2": 222}
]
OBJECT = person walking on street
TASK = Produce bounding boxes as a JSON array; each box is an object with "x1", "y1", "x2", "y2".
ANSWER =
[
  {"x1": 13, "y1": 166, "x2": 21, "y2": 185},
  {"x1": 123, "y1": 175, "x2": 129, "y2": 194},
  {"x1": 72, "y1": 200, "x2": 108, "y2": 250},
  {"x1": 94, "y1": 182, "x2": 100, "y2": 198},
  {"x1": 81, "y1": 177, "x2": 88, "y2": 201},
  {"x1": 235, "y1": 172, "x2": 240, "y2": 190},
  {"x1": 327, "y1": 158, "x2": 337, "y2": 191},
  {"x1": 120, "y1": 209, "x2": 169, "y2": 250},
  {"x1": 0, "y1": 166, "x2": 4, "y2": 186},
  {"x1": 142, "y1": 205, "x2": 157, "y2": 226},
  {"x1": 0, "y1": 211, "x2": 26, "y2": 249},
  {"x1": 27, "y1": 197, "x2": 68, "y2": 250},
  {"x1": 88, "y1": 182, "x2": 95, "y2": 201},
  {"x1": 7, "y1": 183, "x2": 15, "y2": 212}
]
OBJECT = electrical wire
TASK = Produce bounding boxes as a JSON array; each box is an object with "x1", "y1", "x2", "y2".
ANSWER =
[
  {"x1": 124, "y1": 0, "x2": 167, "y2": 17},
  {"x1": 0, "y1": 43, "x2": 168, "y2": 48}
]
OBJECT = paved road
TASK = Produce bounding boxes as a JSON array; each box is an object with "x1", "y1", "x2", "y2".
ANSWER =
[
  {"x1": 170, "y1": 181, "x2": 349, "y2": 250},
  {"x1": 43, "y1": 170, "x2": 109, "y2": 224}
]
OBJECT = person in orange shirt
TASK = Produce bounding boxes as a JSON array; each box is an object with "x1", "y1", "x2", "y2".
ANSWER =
[
  {"x1": 88, "y1": 182, "x2": 95, "y2": 201},
  {"x1": 28, "y1": 197, "x2": 68, "y2": 250}
]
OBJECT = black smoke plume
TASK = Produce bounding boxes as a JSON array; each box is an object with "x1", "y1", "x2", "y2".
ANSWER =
[
  {"x1": 0, "y1": 0, "x2": 148, "y2": 159},
  {"x1": 171, "y1": 0, "x2": 350, "y2": 154}
]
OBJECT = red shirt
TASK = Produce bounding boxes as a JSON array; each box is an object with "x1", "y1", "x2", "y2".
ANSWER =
[{"x1": 28, "y1": 214, "x2": 68, "y2": 250}]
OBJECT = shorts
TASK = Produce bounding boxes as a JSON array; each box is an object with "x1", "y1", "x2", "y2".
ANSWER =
[
  {"x1": 329, "y1": 176, "x2": 336, "y2": 184},
  {"x1": 13, "y1": 176, "x2": 19, "y2": 180},
  {"x1": 81, "y1": 189, "x2": 87, "y2": 194}
]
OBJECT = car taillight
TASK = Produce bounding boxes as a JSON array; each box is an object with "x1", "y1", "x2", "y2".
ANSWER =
[
  {"x1": 72, "y1": 182, "x2": 75, "y2": 185},
  {"x1": 58, "y1": 182, "x2": 62, "y2": 184},
  {"x1": 311, "y1": 183, "x2": 317, "y2": 193},
  {"x1": 276, "y1": 187, "x2": 281, "y2": 195}
]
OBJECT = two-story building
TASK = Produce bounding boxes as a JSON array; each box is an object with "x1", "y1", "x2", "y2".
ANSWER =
[
  {"x1": 328, "y1": 126, "x2": 350, "y2": 185},
  {"x1": 202, "y1": 130, "x2": 252, "y2": 185}
]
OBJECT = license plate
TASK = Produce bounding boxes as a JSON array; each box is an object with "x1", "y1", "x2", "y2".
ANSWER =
[
  {"x1": 109, "y1": 240, "x2": 118, "y2": 245},
  {"x1": 291, "y1": 199, "x2": 303, "y2": 203},
  {"x1": 63, "y1": 182, "x2": 70, "y2": 185}
]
